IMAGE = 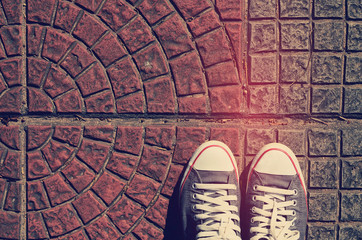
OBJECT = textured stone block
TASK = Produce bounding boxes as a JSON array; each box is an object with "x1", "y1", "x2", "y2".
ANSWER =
[
  {"x1": 309, "y1": 159, "x2": 338, "y2": 188},
  {"x1": 133, "y1": 219, "x2": 163, "y2": 239},
  {"x1": 173, "y1": 127, "x2": 207, "y2": 164},
  {"x1": 169, "y1": 52, "x2": 206, "y2": 95},
  {"x1": 62, "y1": 159, "x2": 95, "y2": 193},
  {"x1": 0, "y1": 58, "x2": 22, "y2": 87},
  {"x1": 75, "y1": 0, "x2": 103, "y2": 13},
  {"x1": 308, "y1": 192, "x2": 338, "y2": 221},
  {"x1": 108, "y1": 196, "x2": 144, "y2": 234},
  {"x1": 116, "y1": 91, "x2": 145, "y2": 113},
  {"x1": 0, "y1": 126, "x2": 20, "y2": 150},
  {"x1": 85, "y1": 216, "x2": 121, "y2": 239},
  {"x1": 342, "y1": 129, "x2": 362, "y2": 156},
  {"x1": 42, "y1": 29, "x2": 74, "y2": 63},
  {"x1": 280, "y1": 85, "x2": 309, "y2": 114},
  {"x1": 144, "y1": 76, "x2": 176, "y2": 113},
  {"x1": 196, "y1": 29, "x2": 233, "y2": 67},
  {"x1": 0, "y1": 87, "x2": 23, "y2": 113},
  {"x1": 27, "y1": 0, "x2": 56, "y2": 24},
  {"x1": 312, "y1": 55, "x2": 343, "y2": 84},
  {"x1": 27, "y1": 25, "x2": 44, "y2": 56},
  {"x1": 145, "y1": 126, "x2": 175, "y2": 149},
  {"x1": 206, "y1": 61, "x2": 239, "y2": 86},
  {"x1": 127, "y1": 173, "x2": 160, "y2": 207},
  {"x1": 54, "y1": 1, "x2": 81, "y2": 32},
  {"x1": 146, "y1": 195, "x2": 169, "y2": 228},
  {"x1": 85, "y1": 91, "x2": 115, "y2": 113},
  {"x1": 92, "y1": 171, "x2": 126, "y2": 205},
  {"x1": 72, "y1": 191, "x2": 105, "y2": 224},
  {"x1": 341, "y1": 192, "x2": 362, "y2": 221},
  {"x1": 43, "y1": 67, "x2": 74, "y2": 98},
  {"x1": 345, "y1": 56, "x2": 361, "y2": 83},
  {"x1": 53, "y1": 126, "x2": 81, "y2": 147},
  {"x1": 98, "y1": 0, "x2": 136, "y2": 31},
  {"x1": 314, "y1": 21, "x2": 344, "y2": 51},
  {"x1": 210, "y1": 128, "x2": 241, "y2": 156},
  {"x1": 342, "y1": 160, "x2": 362, "y2": 188},
  {"x1": 308, "y1": 225, "x2": 336, "y2": 240},
  {"x1": 347, "y1": 0, "x2": 362, "y2": 19},
  {"x1": 41, "y1": 140, "x2": 73, "y2": 171},
  {"x1": 172, "y1": 0, "x2": 211, "y2": 19},
  {"x1": 0, "y1": 211, "x2": 20, "y2": 239},
  {"x1": 280, "y1": 0, "x2": 309, "y2": 18},
  {"x1": 314, "y1": 0, "x2": 344, "y2": 18},
  {"x1": 107, "y1": 57, "x2": 142, "y2": 98},
  {"x1": 246, "y1": 129, "x2": 275, "y2": 155},
  {"x1": 76, "y1": 139, "x2": 110, "y2": 172},
  {"x1": 153, "y1": 14, "x2": 193, "y2": 58},
  {"x1": 43, "y1": 174, "x2": 75, "y2": 206},
  {"x1": 0, "y1": 151, "x2": 20, "y2": 180},
  {"x1": 216, "y1": 0, "x2": 242, "y2": 20},
  {"x1": 28, "y1": 88, "x2": 53, "y2": 113},
  {"x1": 344, "y1": 87, "x2": 362, "y2": 114},
  {"x1": 278, "y1": 130, "x2": 305, "y2": 156},
  {"x1": 249, "y1": 85, "x2": 277, "y2": 114},
  {"x1": 106, "y1": 152, "x2": 138, "y2": 180},
  {"x1": 209, "y1": 85, "x2": 242, "y2": 113},
  {"x1": 2, "y1": 0, "x2": 22, "y2": 24},
  {"x1": 311, "y1": 87, "x2": 341, "y2": 113},
  {"x1": 117, "y1": 15, "x2": 154, "y2": 53},
  {"x1": 92, "y1": 33, "x2": 126, "y2": 67},
  {"x1": 138, "y1": 0, "x2": 173, "y2": 25},
  {"x1": 4, "y1": 182, "x2": 21, "y2": 211},
  {"x1": 188, "y1": 10, "x2": 221, "y2": 37},
  {"x1": 133, "y1": 43, "x2": 168, "y2": 80},
  {"x1": 308, "y1": 129, "x2": 337, "y2": 156},
  {"x1": 250, "y1": 55, "x2": 276, "y2": 83},
  {"x1": 339, "y1": 225, "x2": 362, "y2": 240},
  {"x1": 281, "y1": 22, "x2": 309, "y2": 50},
  {"x1": 84, "y1": 126, "x2": 114, "y2": 143},
  {"x1": 249, "y1": 22, "x2": 276, "y2": 52},
  {"x1": 249, "y1": 0, "x2": 276, "y2": 18},
  {"x1": 27, "y1": 58, "x2": 48, "y2": 87},
  {"x1": 76, "y1": 63, "x2": 109, "y2": 97},
  {"x1": 138, "y1": 146, "x2": 171, "y2": 182},
  {"x1": 27, "y1": 212, "x2": 48, "y2": 239},
  {"x1": 161, "y1": 163, "x2": 183, "y2": 196},
  {"x1": 0, "y1": 26, "x2": 22, "y2": 56},
  {"x1": 347, "y1": 23, "x2": 362, "y2": 51},
  {"x1": 27, "y1": 151, "x2": 50, "y2": 179}
]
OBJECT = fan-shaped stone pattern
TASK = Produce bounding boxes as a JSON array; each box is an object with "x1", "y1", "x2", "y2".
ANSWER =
[
  {"x1": 0, "y1": 125, "x2": 21, "y2": 240},
  {"x1": 0, "y1": 0, "x2": 243, "y2": 116},
  {"x1": 24, "y1": 124, "x2": 179, "y2": 238}
]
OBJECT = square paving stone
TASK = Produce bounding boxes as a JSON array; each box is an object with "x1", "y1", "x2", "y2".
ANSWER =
[
  {"x1": 339, "y1": 225, "x2": 362, "y2": 240},
  {"x1": 280, "y1": 54, "x2": 310, "y2": 83},
  {"x1": 313, "y1": 21, "x2": 345, "y2": 51},
  {"x1": 341, "y1": 192, "x2": 362, "y2": 221},
  {"x1": 347, "y1": 23, "x2": 362, "y2": 51},
  {"x1": 311, "y1": 87, "x2": 341, "y2": 113},
  {"x1": 344, "y1": 87, "x2": 362, "y2": 114},
  {"x1": 312, "y1": 54, "x2": 343, "y2": 84},
  {"x1": 309, "y1": 159, "x2": 338, "y2": 189},
  {"x1": 308, "y1": 129, "x2": 338, "y2": 156},
  {"x1": 314, "y1": 0, "x2": 344, "y2": 18},
  {"x1": 280, "y1": 0, "x2": 309, "y2": 18},
  {"x1": 342, "y1": 129, "x2": 362, "y2": 156},
  {"x1": 308, "y1": 192, "x2": 338, "y2": 221},
  {"x1": 280, "y1": 22, "x2": 310, "y2": 50},
  {"x1": 342, "y1": 159, "x2": 362, "y2": 189},
  {"x1": 345, "y1": 56, "x2": 362, "y2": 83},
  {"x1": 308, "y1": 225, "x2": 336, "y2": 240}
]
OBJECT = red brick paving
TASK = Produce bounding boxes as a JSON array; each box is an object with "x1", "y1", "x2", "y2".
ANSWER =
[{"x1": 0, "y1": 0, "x2": 360, "y2": 240}]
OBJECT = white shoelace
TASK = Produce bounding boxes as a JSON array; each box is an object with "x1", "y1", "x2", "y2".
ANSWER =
[
  {"x1": 250, "y1": 185, "x2": 300, "y2": 240},
  {"x1": 192, "y1": 183, "x2": 241, "y2": 240}
]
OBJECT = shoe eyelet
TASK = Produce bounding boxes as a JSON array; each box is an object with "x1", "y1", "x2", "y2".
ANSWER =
[
  {"x1": 251, "y1": 218, "x2": 255, "y2": 223},
  {"x1": 192, "y1": 183, "x2": 197, "y2": 189},
  {"x1": 252, "y1": 196, "x2": 257, "y2": 201},
  {"x1": 251, "y1": 206, "x2": 256, "y2": 213},
  {"x1": 192, "y1": 205, "x2": 197, "y2": 210},
  {"x1": 192, "y1": 193, "x2": 197, "y2": 199},
  {"x1": 253, "y1": 185, "x2": 258, "y2": 191},
  {"x1": 293, "y1": 189, "x2": 298, "y2": 195},
  {"x1": 292, "y1": 200, "x2": 297, "y2": 206},
  {"x1": 292, "y1": 210, "x2": 296, "y2": 216}
]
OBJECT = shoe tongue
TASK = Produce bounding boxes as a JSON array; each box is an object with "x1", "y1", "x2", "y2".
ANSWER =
[
  {"x1": 256, "y1": 171, "x2": 295, "y2": 189},
  {"x1": 197, "y1": 170, "x2": 230, "y2": 184}
]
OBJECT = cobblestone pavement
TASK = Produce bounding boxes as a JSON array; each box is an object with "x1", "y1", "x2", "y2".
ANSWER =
[{"x1": 0, "y1": 0, "x2": 360, "y2": 239}]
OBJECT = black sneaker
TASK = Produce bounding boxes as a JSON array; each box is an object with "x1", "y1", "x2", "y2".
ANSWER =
[
  {"x1": 243, "y1": 143, "x2": 307, "y2": 240},
  {"x1": 180, "y1": 141, "x2": 242, "y2": 239}
]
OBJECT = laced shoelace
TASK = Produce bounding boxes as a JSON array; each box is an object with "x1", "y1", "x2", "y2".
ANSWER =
[
  {"x1": 192, "y1": 183, "x2": 241, "y2": 240},
  {"x1": 250, "y1": 185, "x2": 299, "y2": 240}
]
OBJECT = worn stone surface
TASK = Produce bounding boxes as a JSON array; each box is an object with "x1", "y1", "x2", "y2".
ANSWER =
[{"x1": 0, "y1": 1, "x2": 360, "y2": 239}]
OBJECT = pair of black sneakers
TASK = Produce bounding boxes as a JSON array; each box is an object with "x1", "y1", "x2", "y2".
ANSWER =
[{"x1": 179, "y1": 141, "x2": 307, "y2": 240}]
